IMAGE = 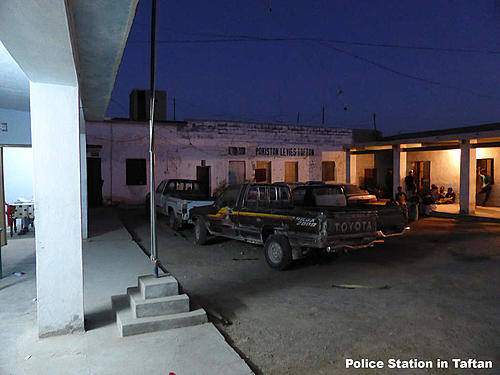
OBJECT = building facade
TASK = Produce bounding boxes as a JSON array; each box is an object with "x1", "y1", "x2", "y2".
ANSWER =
[
  {"x1": 86, "y1": 119, "x2": 376, "y2": 204},
  {"x1": 348, "y1": 123, "x2": 500, "y2": 210}
]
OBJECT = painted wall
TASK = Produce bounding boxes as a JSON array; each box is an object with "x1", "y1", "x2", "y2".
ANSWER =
[
  {"x1": 3, "y1": 146, "x2": 33, "y2": 203},
  {"x1": 476, "y1": 147, "x2": 500, "y2": 206},
  {"x1": 354, "y1": 154, "x2": 375, "y2": 187},
  {"x1": 0, "y1": 108, "x2": 31, "y2": 145},
  {"x1": 86, "y1": 120, "x2": 355, "y2": 204}
]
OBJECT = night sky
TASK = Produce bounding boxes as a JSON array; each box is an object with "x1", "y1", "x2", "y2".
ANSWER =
[{"x1": 108, "y1": 0, "x2": 500, "y2": 136}]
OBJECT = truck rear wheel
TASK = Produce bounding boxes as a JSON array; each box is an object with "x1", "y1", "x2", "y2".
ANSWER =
[
  {"x1": 194, "y1": 218, "x2": 208, "y2": 245},
  {"x1": 264, "y1": 235, "x2": 292, "y2": 270}
]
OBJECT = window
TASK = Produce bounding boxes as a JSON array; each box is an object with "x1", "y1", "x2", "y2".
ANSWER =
[
  {"x1": 279, "y1": 186, "x2": 291, "y2": 201},
  {"x1": 284, "y1": 162, "x2": 298, "y2": 182},
  {"x1": 255, "y1": 161, "x2": 271, "y2": 183},
  {"x1": 255, "y1": 169, "x2": 267, "y2": 182},
  {"x1": 258, "y1": 186, "x2": 269, "y2": 208},
  {"x1": 244, "y1": 186, "x2": 258, "y2": 208},
  {"x1": 218, "y1": 185, "x2": 241, "y2": 207},
  {"x1": 311, "y1": 186, "x2": 346, "y2": 207},
  {"x1": 228, "y1": 147, "x2": 246, "y2": 155},
  {"x1": 322, "y1": 161, "x2": 335, "y2": 181},
  {"x1": 477, "y1": 159, "x2": 494, "y2": 184},
  {"x1": 126, "y1": 159, "x2": 146, "y2": 185},
  {"x1": 156, "y1": 180, "x2": 167, "y2": 193}
]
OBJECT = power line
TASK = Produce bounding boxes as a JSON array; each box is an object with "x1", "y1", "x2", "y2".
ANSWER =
[
  {"x1": 135, "y1": 28, "x2": 500, "y2": 54},
  {"x1": 315, "y1": 40, "x2": 500, "y2": 101}
]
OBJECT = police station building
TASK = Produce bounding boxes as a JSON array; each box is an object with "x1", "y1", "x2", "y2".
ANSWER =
[{"x1": 85, "y1": 118, "x2": 376, "y2": 204}]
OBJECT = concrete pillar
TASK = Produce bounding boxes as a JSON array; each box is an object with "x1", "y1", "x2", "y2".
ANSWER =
[
  {"x1": 79, "y1": 105, "x2": 88, "y2": 239},
  {"x1": 30, "y1": 82, "x2": 84, "y2": 337},
  {"x1": 346, "y1": 149, "x2": 356, "y2": 184},
  {"x1": 393, "y1": 144, "x2": 407, "y2": 197},
  {"x1": 459, "y1": 139, "x2": 476, "y2": 214}
]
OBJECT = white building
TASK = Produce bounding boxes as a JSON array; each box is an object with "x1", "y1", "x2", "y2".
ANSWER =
[
  {"x1": 348, "y1": 122, "x2": 500, "y2": 212},
  {"x1": 86, "y1": 119, "x2": 376, "y2": 204},
  {"x1": 87, "y1": 119, "x2": 500, "y2": 213}
]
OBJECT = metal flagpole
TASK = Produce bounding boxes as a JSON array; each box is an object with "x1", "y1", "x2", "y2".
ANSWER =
[{"x1": 149, "y1": 0, "x2": 159, "y2": 277}]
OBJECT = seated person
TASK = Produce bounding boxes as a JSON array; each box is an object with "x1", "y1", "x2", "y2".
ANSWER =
[
  {"x1": 421, "y1": 190, "x2": 437, "y2": 215},
  {"x1": 444, "y1": 187, "x2": 456, "y2": 203},
  {"x1": 436, "y1": 187, "x2": 456, "y2": 204},
  {"x1": 395, "y1": 186, "x2": 407, "y2": 205},
  {"x1": 429, "y1": 185, "x2": 439, "y2": 202},
  {"x1": 439, "y1": 186, "x2": 445, "y2": 199}
]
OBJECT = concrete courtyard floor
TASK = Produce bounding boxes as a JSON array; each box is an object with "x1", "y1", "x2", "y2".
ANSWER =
[
  {"x1": 120, "y1": 207, "x2": 500, "y2": 375},
  {"x1": 0, "y1": 209, "x2": 252, "y2": 375}
]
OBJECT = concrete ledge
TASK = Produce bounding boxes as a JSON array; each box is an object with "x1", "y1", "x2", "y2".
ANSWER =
[
  {"x1": 430, "y1": 211, "x2": 500, "y2": 223},
  {"x1": 113, "y1": 295, "x2": 207, "y2": 337},
  {"x1": 127, "y1": 287, "x2": 189, "y2": 318},
  {"x1": 138, "y1": 274, "x2": 178, "y2": 299}
]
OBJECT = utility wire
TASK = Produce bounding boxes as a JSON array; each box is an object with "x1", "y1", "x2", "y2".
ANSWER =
[
  {"x1": 135, "y1": 28, "x2": 500, "y2": 54},
  {"x1": 315, "y1": 41, "x2": 500, "y2": 101}
]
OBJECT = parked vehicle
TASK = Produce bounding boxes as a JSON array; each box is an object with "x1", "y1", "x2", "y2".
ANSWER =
[
  {"x1": 190, "y1": 183, "x2": 408, "y2": 270},
  {"x1": 291, "y1": 184, "x2": 409, "y2": 235},
  {"x1": 146, "y1": 179, "x2": 213, "y2": 229}
]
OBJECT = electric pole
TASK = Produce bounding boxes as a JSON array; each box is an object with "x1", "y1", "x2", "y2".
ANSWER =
[{"x1": 322, "y1": 106, "x2": 325, "y2": 125}]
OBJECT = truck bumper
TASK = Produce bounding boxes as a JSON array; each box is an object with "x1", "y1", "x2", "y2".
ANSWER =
[{"x1": 376, "y1": 226, "x2": 410, "y2": 238}]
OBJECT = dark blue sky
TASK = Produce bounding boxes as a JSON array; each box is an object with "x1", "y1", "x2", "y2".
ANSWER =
[{"x1": 108, "y1": 0, "x2": 500, "y2": 135}]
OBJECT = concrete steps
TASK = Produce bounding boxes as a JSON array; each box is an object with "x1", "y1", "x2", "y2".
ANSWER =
[{"x1": 111, "y1": 274, "x2": 207, "y2": 337}]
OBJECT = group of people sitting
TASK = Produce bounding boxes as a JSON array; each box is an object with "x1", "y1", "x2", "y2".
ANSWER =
[
  {"x1": 388, "y1": 170, "x2": 460, "y2": 217},
  {"x1": 394, "y1": 185, "x2": 456, "y2": 206}
]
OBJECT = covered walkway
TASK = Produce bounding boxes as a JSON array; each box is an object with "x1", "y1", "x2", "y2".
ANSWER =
[{"x1": 0, "y1": 208, "x2": 252, "y2": 375}]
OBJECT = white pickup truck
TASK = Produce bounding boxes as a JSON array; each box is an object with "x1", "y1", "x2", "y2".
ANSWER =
[{"x1": 146, "y1": 179, "x2": 214, "y2": 229}]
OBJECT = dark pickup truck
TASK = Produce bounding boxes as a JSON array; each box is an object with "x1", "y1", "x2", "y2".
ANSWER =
[{"x1": 190, "y1": 183, "x2": 409, "y2": 270}]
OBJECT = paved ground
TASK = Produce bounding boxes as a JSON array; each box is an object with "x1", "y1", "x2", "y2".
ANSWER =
[
  {"x1": 120, "y1": 207, "x2": 500, "y2": 375},
  {"x1": 0, "y1": 209, "x2": 252, "y2": 375}
]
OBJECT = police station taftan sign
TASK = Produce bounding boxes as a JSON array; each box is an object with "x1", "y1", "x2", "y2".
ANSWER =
[{"x1": 255, "y1": 147, "x2": 315, "y2": 157}]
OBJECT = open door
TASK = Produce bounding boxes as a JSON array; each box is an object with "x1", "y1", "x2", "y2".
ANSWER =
[
  {"x1": 87, "y1": 157, "x2": 103, "y2": 207},
  {"x1": 0, "y1": 147, "x2": 6, "y2": 246},
  {"x1": 411, "y1": 161, "x2": 430, "y2": 192},
  {"x1": 196, "y1": 166, "x2": 211, "y2": 197}
]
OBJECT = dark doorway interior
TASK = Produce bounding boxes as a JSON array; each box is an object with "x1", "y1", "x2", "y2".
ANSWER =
[
  {"x1": 196, "y1": 166, "x2": 211, "y2": 197},
  {"x1": 364, "y1": 168, "x2": 377, "y2": 188},
  {"x1": 411, "y1": 161, "x2": 431, "y2": 192},
  {"x1": 87, "y1": 157, "x2": 103, "y2": 207}
]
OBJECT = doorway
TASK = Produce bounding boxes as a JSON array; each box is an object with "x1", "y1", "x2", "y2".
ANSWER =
[
  {"x1": 411, "y1": 161, "x2": 431, "y2": 192},
  {"x1": 284, "y1": 162, "x2": 298, "y2": 182},
  {"x1": 196, "y1": 165, "x2": 211, "y2": 197},
  {"x1": 228, "y1": 161, "x2": 246, "y2": 184},
  {"x1": 87, "y1": 158, "x2": 103, "y2": 207},
  {"x1": 364, "y1": 168, "x2": 377, "y2": 188}
]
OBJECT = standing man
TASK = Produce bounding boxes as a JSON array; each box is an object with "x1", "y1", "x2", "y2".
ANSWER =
[{"x1": 405, "y1": 170, "x2": 417, "y2": 195}]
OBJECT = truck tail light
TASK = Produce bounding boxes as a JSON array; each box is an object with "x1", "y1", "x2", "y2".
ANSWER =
[{"x1": 182, "y1": 204, "x2": 188, "y2": 214}]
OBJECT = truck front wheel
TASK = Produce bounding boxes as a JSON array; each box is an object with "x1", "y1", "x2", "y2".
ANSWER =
[
  {"x1": 264, "y1": 235, "x2": 292, "y2": 270},
  {"x1": 194, "y1": 219, "x2": 208, "y2": 245},
  {"x1": 168, "y1": 209, "x2": 179, "y2": 230}
]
